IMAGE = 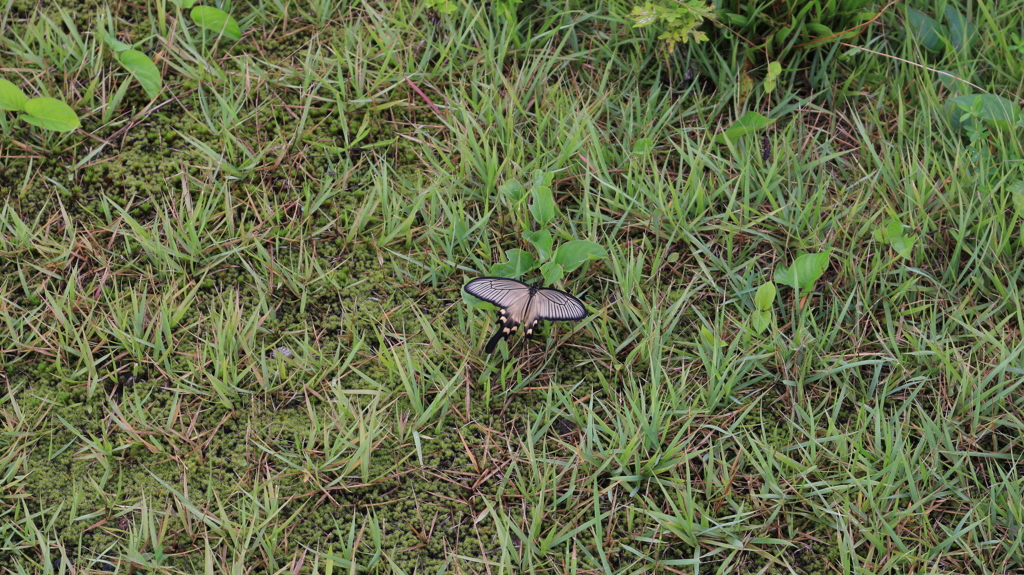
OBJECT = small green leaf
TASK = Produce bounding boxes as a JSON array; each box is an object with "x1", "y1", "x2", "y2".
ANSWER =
[
  {"x1": 553, "y1": 240, "x2": 607, "y2": 273},
  {"x1": 540, "y1": 261, "x2": 563, "y2": 286},
  {"x1": 23, "y1": 97, "x2": 80, "y2": 132},
  {"x1": 763, "y1": 61, "x2": 782, "y2": 93},
  {"x1": 803, "y1": 23, "x2": 834, "y2": 40},
  {"x1": 906, "y1": 7, "x2": 944, "y2": 53},
  {"x1": 530, "y1": 185, "x2": 558, "y2": 226},
  {"x1": 489, "y1": 249, "x2": 536, "y2": 278},
  {"x1": 753, "y1": 282, "x2": 776, "y2": 311},
  {"x1": 874, "y1": 218, "x2": 903, "y2": 245},
  {"x1": 530, "y1": 169, "x2": 554, "y2": 189},
  {"x1": 699, "y1": 326, "x2": 724, "y2": 349},
  {"x1": 715, "y1": 111, "x2": 770, "y2": 145},
  {"x1": 425, "y1": 0, "x2": 457, "y2": 15},
  {"x1": 774, "y1": 251, "x2": 831, "y2": 292},
  {"x1": 890, "y1": 233, "x2": 917, "y2": 258},
  {"x1": 632, "y1": 138, "x2": 654, "y2": 156},
  {"x1": 887, "y1": 220, "x2": 903, "y2": 238},
  {"x1": 499, "y1": 179, "x2": 527, "y2": 205},
  {"x1": 119, "y1": 49, "x2": 162, "y2": 99},
  {"x1": 751, "y1": 309, "x2": 772, "y2": 334},
  {"x1": 190, "y1": 6, "x2": 242, "y2": 41},
  {"x1": 0, "y1": 78, "x2": 28, "y2": 111},
  {"x1": 523, "y1": 230, "x2": 553, "y2": 261},
  {"x1": 774, "y1": 26, "x2": 792, "y2": 47},
  {"x1": 873, "y1": 218, "x2": 916, "y2": 258}
]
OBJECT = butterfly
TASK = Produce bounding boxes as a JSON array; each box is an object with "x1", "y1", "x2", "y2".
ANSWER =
[{"x1": 463, "y1": 277, "x2": 587, "y2": 353}]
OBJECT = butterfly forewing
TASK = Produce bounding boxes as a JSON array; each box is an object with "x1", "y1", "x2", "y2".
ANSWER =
[{"x1": 463, "y1": 278, "x2": 532, "y2": 307}]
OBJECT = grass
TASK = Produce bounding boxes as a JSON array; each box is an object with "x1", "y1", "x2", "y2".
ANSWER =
[{"x1": 1, "y1": 0, "x2": 1023, "y2": 573}]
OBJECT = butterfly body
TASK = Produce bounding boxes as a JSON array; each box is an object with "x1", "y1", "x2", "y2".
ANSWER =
[{"x1": 463, "y1": 277, "x2": 587, "y2": 353}]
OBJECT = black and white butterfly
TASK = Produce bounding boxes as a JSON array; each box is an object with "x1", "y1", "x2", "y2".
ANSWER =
[{"x1": 463, "y1": 277, "x2": 588, "y2": 353}]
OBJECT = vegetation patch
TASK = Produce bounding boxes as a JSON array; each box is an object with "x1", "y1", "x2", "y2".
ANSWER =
[{"x1": 2, "y1": 0, "x2": 1023, "y2": 573}]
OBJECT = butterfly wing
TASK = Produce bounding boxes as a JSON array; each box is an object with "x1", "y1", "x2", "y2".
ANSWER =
[
  {"x1": 521, "y1": 287, "x2": 587, "y2": 339},
  {"x1": 464, "y1": 278, "x2": 534, "y2": 353},
  {"x1": 463, "y1": 277, "x2": 530, "y2": 308},
  {"x1": 533, "y1": 288, "x2": 588, "y2": 321}
]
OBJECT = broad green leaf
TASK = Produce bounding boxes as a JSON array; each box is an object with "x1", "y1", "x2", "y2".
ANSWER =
[
  {"x1": 190, "y1": 6, "x2": 242, "y2": 41},
  {"x1": 715, "y1": 111, "x2": 769, "y2": 145},
  {"x1": 530, "y1": 169, "x2": 554, "y2": 189},
  {"x1": 935, "y1": 71, "x2": 971, "y2": 93},
  {"x1": 943, "y1": 6, "x2": 976, "y2": 53},
  {"x1": 499, "y1": 179, "x2": 526, "y2": 205},
  {"x1": 751, "y1": 309, "x2": 772, "y2": 334},
  {"x1": 874, "y1": 218, "x2": 916, "y2": 258},
  {"x1": 890, "y1": 234, "x2": 916, "y2": 258},
  {"x1": 119, "y1": 50, "x2": 162, "y2": 99},
  {"x1": 523, "y1": 230, "x2": 553, "y2": 261},
  {"x1": 794, "y1": 251, "x2": 830, "y2": 290},
  {"x1": 19, "y1": 115, "x2": 44, "y2": 128},
  {"x1": 774, "y1": 251, "x2": 831, "y2": 291},
  {"x1": 754, "y1": 282, "x2": 776, "y2": 311},
  {"x1": 946, "y1": 94, "x2": 1020, "y2": 131},
  {"x1": 906, "y1": 7, "x2": 943, "y2": 53},
  {"x1": 23, "y1": 97, "x2": 80, "y2": 132},
  {"x1": 553, "y1": 240, "x2": 607, "y2": 272},
  {"x1": 540, "y1": 261, "x2": 563, "y2": 286},
  {"x1": 773, "y1": 265, "x2": 796, "y2": 290},
  {"x1": 632, "y1": 138, "x2": 654, "y2": 156},
  {"x1": 887, "y1": 220, "x2": 903, "y2": 239},
  {"x1": 0, "y1": 78, "x2": 28, "y2": 111},
  {"x1": 530, "y1": 185, "x2": 557, "y2": 226},
  {"x1": 489, "y1": 249, "x2": 536, "y2": 278},
  {"x1": 874, "y1": 218, "x2": 904, "y2": 244}
]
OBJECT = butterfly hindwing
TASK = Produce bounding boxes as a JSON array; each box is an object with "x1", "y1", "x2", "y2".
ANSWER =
[{"x1": 533, "y1": 288, "x2": 587, "y2": 321}]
